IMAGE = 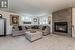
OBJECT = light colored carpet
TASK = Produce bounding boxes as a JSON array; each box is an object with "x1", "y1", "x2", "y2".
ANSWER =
[{"x1": 0, "y1": 34, "x2": 75, "y2": 50}]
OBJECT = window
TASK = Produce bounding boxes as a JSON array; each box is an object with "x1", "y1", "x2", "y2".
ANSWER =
[
  {"x1": 21, "y1": 16, "x2": 32, "y2": 22},
  {"x1": 39, "y1": 17, "x2": 48, "y2": 25}
]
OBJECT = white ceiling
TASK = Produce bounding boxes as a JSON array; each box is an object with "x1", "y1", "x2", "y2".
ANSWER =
[{"x1": 9, "y1": 0, "x2": 75, "y2": 15}]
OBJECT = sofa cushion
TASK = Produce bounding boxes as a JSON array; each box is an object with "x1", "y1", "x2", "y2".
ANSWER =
[
  {"x1": 13, "y1": 26, "x2": 19, "y2": 31},
  {"x1": 22, "y1": 26, "x2": 25, "y2": 30},
  {"x1": 18, "y1": 26, "x2": 22, "y2": 31},
  {"x1": 25, "y1": 26, "x2": 28, "y2": 30},
  {"x1": 42, "y1": 26, "x2": 46, "y2": 30}
]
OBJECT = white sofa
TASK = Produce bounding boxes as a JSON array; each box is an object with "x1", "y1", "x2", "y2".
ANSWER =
[{"x1": 25, "y1": 31, "x2": 42, "y2": 42}]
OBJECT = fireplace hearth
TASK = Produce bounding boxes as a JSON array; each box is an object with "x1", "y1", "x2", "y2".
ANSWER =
[{"x1": 54, "y1": 22, "x2": 68, "y2": 33}]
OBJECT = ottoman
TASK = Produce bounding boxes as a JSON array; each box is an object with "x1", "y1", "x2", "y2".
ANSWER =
[{"x1": 25, "y1": 31, "x2": 42, "y2": 42}]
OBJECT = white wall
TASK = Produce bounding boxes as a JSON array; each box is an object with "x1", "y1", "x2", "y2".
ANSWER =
[
  {"x1": 19, "y1": 16, "x2": 39, "y2": 26},
  {"x1": 0, "y1": 10, "x2": 18, "y2": 34},
  {"x1": 72, "y1": 8, "x2": 75, "y2": 37},
  {"x1": 49, "y1": 14, "x2": 52, "y2": 33}
]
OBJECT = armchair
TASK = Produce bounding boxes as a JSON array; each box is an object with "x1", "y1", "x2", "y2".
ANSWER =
[{"x1": 41, "y1": 26, "x2": 50, "y2": 36}]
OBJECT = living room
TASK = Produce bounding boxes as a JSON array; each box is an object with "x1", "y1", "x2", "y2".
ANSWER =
[{"x1": 0, "y1": 0, "x2": 75, "y2": 50}]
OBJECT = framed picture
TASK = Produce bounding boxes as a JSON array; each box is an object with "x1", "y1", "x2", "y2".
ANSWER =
[
  {"x1": 33, "y1": 18, "x2": 37, "y2": 22},
  {"x1": 0, "y1": 14, "x2": 2, "y2": 18},
  {"x1": 48, "y1": 16, "x2": 51, "y2": 24},
  {"x1": 33, "y1": 17, "x2": 39, "y2": 24},
  {"x1": 10, "y1": 15, "x2": 19, "y2": 25}
]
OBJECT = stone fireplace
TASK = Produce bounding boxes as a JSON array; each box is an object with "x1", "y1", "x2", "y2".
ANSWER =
[
  {"x1": 54, "y1": 22, "x2": 68, "y2": 33},
  {"x1": 52, "y1": 8, "x2": 72, "y2": 36}
]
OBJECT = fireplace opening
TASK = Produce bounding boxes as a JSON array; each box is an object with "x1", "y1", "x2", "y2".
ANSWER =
[{"x1": 54, "y1": 22, "x2": 68, "y2": 33}]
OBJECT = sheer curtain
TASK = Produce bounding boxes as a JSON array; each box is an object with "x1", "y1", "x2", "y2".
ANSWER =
[
  {"x1": 21, "y1": 16, "x2": 32, "y2": 22},
  {"x1": 39, "y1": 16, "x2": 48, "y2": 25}
]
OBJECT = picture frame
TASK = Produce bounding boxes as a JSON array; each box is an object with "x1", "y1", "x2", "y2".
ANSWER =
[
  {"x1": 0, "y1": 14, "x2": 2, "y2": 18},
  {"x1": 33, "y1": 18, "x2": 37, "y2": 22},
  {"x1": 10, "y1": 15, "x2": 19, "y2": 25},
  {"x1": 48, "y1": 16, "x2": 51, "y2": 24}
]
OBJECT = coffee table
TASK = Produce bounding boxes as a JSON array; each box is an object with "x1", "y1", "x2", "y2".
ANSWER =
[{"x1": 25, "y1": 31, "x2": 42, "y2": 42}]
